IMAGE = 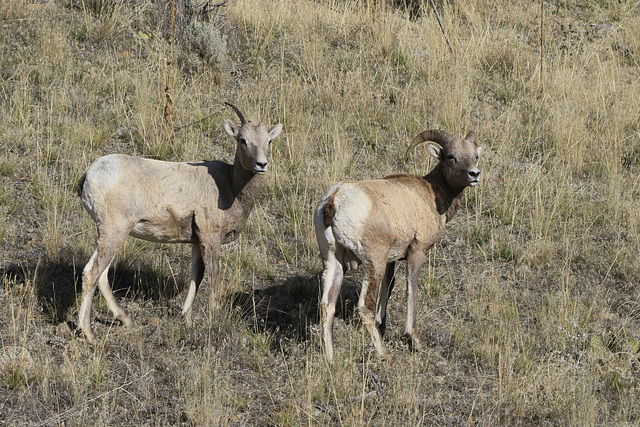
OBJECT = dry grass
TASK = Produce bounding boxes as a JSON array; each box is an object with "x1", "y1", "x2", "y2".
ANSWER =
[{"x1": 1, "y1": 0, "x2": 640, "y2": 424}]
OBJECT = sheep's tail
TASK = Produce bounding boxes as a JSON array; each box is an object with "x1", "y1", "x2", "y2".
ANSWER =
[
  {"x1": 75, "y1": 172, "x2": 87, "y2": 197},
  {"x1": 322, "y1": 189, "x2": 339, "y2": 228}
]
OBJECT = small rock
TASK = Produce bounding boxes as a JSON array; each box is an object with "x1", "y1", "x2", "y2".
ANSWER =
[{"x1": 56, "y1": 321, "x2": 72, "y2": 338}]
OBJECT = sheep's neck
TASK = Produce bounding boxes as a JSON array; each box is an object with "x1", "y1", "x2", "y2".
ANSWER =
[
  {"x1": 212, "y1": 160, "x2": 262, "y2": 244},
  {"x1": 231, "y1": 158, "x2": 262, "y2": 207},
  {"x1": 231, "y1": 162, "x2": 257, "y2": 193},
  {"x1": 425, "y1": 164, "x2": 464, "y2": 223}
]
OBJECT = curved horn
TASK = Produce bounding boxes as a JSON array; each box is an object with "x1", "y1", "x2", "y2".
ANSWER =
[
  {"x1": 406, "y1": 129, "x2": 454, "y2": 156},
  {"x1": 464, "y1": 130, "x2": 476, "y2": 144},
  {"x1": 224, "y1": 102, "x2": 247, "y2": 125}
]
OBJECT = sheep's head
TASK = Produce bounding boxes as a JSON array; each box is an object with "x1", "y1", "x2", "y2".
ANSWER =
[
  {"x1": 407, "y1": 129, "x2": 483, "y2": 189},
  {"x1": 223, "y1": 102, "x2": 283, "y2": 175}
]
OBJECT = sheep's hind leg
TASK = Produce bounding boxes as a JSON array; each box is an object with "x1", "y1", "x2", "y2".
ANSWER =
[
  {"x1": 320, "y1": 246, "x2": 345, "y2": 363},
  {"x1": 182, "y1": 243, "x2": 205, "y2": 325},
  {"x1": 78, "y1": 249, "x2": 101, "y2": 343},
  {"x1": 97, "y1": 260, "x2": 132, "y2": 327},
  {"x1": 376, "y1": 262, "x2": 396, "y2": 338},
  {"x1": 78, "y1": 226, "x2": 130, "y2": 343},
  {"x1": 358, "y1": 261, "x2": 389, "y2": 357}
]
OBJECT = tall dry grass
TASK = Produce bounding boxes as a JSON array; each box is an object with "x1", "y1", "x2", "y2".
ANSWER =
[{"x1": 1, "y1": 0, "x2": 640, "y2": 424}]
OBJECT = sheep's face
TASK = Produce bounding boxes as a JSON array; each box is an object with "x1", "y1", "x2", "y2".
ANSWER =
[
  {"x1": 428, "y1": 137, "x2": 483, "y2": 189},
  {"x1": 224, "y1": 120, "x2": 283, "y2": 174}
]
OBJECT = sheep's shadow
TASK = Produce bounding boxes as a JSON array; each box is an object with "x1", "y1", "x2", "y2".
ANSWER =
[
  {"x1": 2, "y1": 253, "x2": 363, "y2": 342},
  {"x1": 229, "y1": 273, "x2": 361, "y2": 342},
  {"x1": 1, "y1": 254, "x2": 186, "y2": 325},
  {"x1": 2, "y1": 260, "x2": 82, "y2": 324}
]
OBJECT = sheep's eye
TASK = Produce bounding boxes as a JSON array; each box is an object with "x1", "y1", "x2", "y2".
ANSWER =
[
  {"x1": 239, "y1": 137, "x2": 247, "y2": 146},
  {"x1": 447, "y1": 155, "x2": 456, "y2": 163}
]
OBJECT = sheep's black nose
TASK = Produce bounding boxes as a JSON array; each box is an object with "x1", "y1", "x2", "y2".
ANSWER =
[
  {"x1": 255, "y1": 161, "x2": 268, "y2": 170},
  {"x1": 469, "y1": 170, "x2": 480, "y2": 179}
]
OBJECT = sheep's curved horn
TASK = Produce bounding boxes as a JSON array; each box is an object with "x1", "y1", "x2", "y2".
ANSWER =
[
  {"x1": 406, "y1": 129, "x2": 454, "y2": 156},
  {"x1": 225, "y1": 102, "x2": 247, "y2": 125}
]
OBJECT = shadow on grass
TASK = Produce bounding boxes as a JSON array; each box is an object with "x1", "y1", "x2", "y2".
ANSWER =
[
  {"x1": 1, "y1": 255, "x2": 186, "y2": 324},
  {"x1": 1, "y1": 254, "x2": 363, "y2": 345},
  {"x1": 229, "y1": 273, "x2": 361, "y2": 342}
]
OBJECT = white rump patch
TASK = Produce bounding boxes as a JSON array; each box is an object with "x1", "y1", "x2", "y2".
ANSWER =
[{"x1": 331, "y1": 184, "x2": 372, "y2": 254}]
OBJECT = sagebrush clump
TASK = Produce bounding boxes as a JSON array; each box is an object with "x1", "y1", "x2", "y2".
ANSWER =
[{"x1": 180, "y1": 20, "x2": 227, "y2": 73}]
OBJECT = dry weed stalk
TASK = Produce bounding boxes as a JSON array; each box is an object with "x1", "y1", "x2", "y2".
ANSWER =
[
  {"x1": 163, "y1": 0, "x2": 176, "y2": 144},
  {"x1": 429, "y1": 0, "x2": 453, "y2": 55},
  {"x1": 539, "y1": 0, "x2": 545, "y2": 95}
]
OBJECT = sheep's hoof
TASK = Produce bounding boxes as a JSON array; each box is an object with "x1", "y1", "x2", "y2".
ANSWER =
[
  {"x1": 375, "y1": 344, "x2": 391, "y2": 358},
  {"x1": 324, "y1": 352, "x2": 335, "y2": 365},
  {"x1": 402, "y1": 333, "x2": 423, "y2": 351},
  {"x1": 379, "y1": 351, "x2": 395, "y2": 362},
  {"x1": 118, "y1": 314, "x2": 133, "y2": 327},
  {"x1": 114, "y1": 312, "x2": 133, "y2": 328},
  {"x1": 81, "y1": 329, "x2": 99, "y2": 345},
  {"x1": 377, "y1": 350, "x2": 393, "y2": 362},
  {"x1": 183, "y1": 311, "x2": 193, "y2": 327},
  {"x1": 378, "y1": 324, "x2": 387, "y2": 338}
]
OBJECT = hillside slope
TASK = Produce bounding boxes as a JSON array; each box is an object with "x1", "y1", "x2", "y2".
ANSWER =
[{"x1": 1, "y1": 0, "x2": 640, "y2": 424}]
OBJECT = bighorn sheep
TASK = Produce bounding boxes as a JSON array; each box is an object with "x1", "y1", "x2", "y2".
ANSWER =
[
  {"x1": 314, "y1": 130, "x2": 482, "y2": 362},
  {"x1": 75, "y1": 102, "x2": 283, "y2": 343}
]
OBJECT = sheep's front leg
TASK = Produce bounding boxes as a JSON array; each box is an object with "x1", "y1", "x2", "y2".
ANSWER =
[
  {"x1": 358, "y1": 261, "x2": 389, "y2": 357},
  {"x1": 182, "y1": 243, "x2": 205, "y2": 325},
  {"x1": 97, "y1": 266, "x2": 132, "y2": 327},
  {"x1": 200, "y1": 237, "x2": 222, "y2": 315},
  {"x1": 403, "y1": 249, "x2": 427, "y2": 349},
  {"x1": 376, "y1": 262, "x2": 396, "y2": 338}
]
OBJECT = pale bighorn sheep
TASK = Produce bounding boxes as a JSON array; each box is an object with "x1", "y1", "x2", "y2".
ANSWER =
[
  {"x1": 75, "y1": 102, "x2": 283, "y2": 343},
  {"x1": 314, "y1": 130, "x2": 482, "y2": 362}
]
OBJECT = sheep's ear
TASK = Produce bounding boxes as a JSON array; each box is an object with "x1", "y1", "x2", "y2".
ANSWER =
[
  {"x1": 269, "y1": 123, "x2": 283, "y2": 140},
  {"x1": 476, "y1": 146, "x2": 484, "y2": 158},
  {"x1": 465, "y1": 131, "x2": 476, "y2": 144},
  {"x1": 223, "y1": 119, "x2": 238, "y2": 137},
  {"x1": 426, "y1": 142, "x2": 442, "y2": 160}
]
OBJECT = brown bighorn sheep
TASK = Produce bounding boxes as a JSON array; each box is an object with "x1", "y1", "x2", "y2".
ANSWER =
[
  {"x1": 314, "y1": 130, "x2": 482, "y2": 362},
  {"x1": 75, "y1": 102, "x2": 283, "y2": 343}
]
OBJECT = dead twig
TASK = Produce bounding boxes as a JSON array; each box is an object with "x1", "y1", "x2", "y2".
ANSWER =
[{"x1": 429, "y1": 0, "x2": 453, "y2": 55}]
